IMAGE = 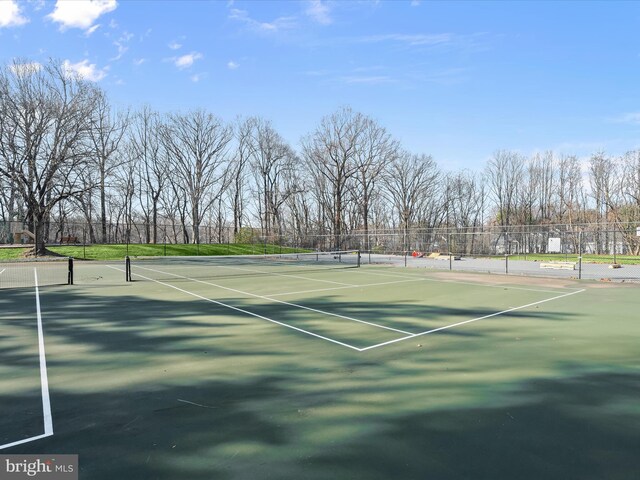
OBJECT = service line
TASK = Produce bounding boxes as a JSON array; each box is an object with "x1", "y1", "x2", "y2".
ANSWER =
[
  {"x1": 134, "y1": 265, "x2": 412, "y2": 336},
  {"x1": 124, "y1": 268, "x2": 363, "y2": 351},
  {"x1": 359, "y1": 288, "x2": 586, "y2": 351}
]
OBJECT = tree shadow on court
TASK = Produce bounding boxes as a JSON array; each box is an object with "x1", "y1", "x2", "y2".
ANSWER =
[
  {"x1": 302, "y1": 369, "x2": 640, "y2": 480},
  {"x1": 2, "y1": 287, "x2": 291, "y2": 358},
  {"x1": 1, "y1": 286, "x2": 581, "y2": 360},
  {"x1": 4, "y1": 365, "x2": 638, "y2": 480},
  {"x1": 1, "y1": 286, "x2": 632, "y2": 479},
  {"x1": 2, "y1": 377, "x2": 290, "y2": 479}
]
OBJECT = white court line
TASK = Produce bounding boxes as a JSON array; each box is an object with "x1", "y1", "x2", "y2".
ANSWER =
[
  {"x1": 351, "y1": 268, "x2": 581, "y2": 294},
  {"x1": 267, "y1": 278, "x2": 426, "y2": 298},
  {"x1": 122, "y1": 268, "x2": 362, "y2": 351},
  {"x1": 134, "y1": 265, "x2": 413, "y2": 335},
  {"x1": 359, "y1": 288, "x2": 586, "y2": 351},
  {"x1": 0, "y1": 433, "x2": 52, "y2": 451},
  {"x1": 0, "y1": 270, "x2": 54, "y2": 451}
]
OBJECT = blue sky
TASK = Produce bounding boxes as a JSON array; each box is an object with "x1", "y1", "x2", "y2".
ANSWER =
[{"x1": 1, "y1": 0, "x2": 639, "y2": 170}]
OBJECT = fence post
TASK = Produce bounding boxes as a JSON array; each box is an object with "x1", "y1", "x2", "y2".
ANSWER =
[
  {"x1": 578, "y1": 256, "x2": 582, "y2": 280},
  {"x1": 449, "y1": 253, "x2": 452, "y2": 270},
  {"x1": 505, "y1": 254, "x2": 509, "y2": 274}
]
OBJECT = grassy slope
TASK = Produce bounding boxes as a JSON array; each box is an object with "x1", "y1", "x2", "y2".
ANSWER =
[{"x1": 0, "y1": 244, "x2": 308, "y2": 261}]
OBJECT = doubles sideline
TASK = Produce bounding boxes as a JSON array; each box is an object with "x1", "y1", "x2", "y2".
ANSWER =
[{"x1": 0, "y1": 270, "x2": 54, "y2": 450}]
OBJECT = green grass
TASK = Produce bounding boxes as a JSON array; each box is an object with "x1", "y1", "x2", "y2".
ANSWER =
[
  {"x1": 48, "y1": 243, "x2": 308, "y2": 260},
  {"x1": 0, "y1": 244, "x2": 309, "y2": 261},
  {"x1": 0, "y1": 247, "x2": 27, "y2": 260}
]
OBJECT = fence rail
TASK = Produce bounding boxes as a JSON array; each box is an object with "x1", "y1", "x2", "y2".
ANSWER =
[
  {"x1": 2, "y1": 220, "x2": 639, "y2": 254},
  {"x1": 2, "y1": 219, "x2": 639, "y2": 280}
]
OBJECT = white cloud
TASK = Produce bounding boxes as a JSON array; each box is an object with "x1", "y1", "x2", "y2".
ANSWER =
[
  {"x1": 32, "y1": 1, "x2": 46, "y2": 12},
  {"x1": 168, "y1": 40, "x2": 182, "y2": 50},
  {"x1": 190, "y1": 73, "x2": 206, "y2": 83},
  {"x1": 227, "y1": 61, "x2": 239, "y2": 70},
  {"x1": 614, "y1": 112, "x2": 640, "y2": 125},
  {"x1": 48, "y1": 0, "x2": 117, "y2": 31},
  {"x1": 133, "y1": 58, "x2": 146, "y2": 66},
  {"x1": 306, "y1": 0, "x2": 332, "y2": 25},
  {"x1": 9, "y1": 62, "x2": 42, "y2": 76},
  {"x1": 174, "y1": 52, "x2": 203, "y2": 69},
  {"x1": 303, "y1": 69, "x2": 329, "y2": 77},
  {"x1": 84, "y1": 24, "x2": 101, "y2": 36},
  {"x1": 229, "y1": 8, "x2": 296, "y2": 33},
  {"x1": 0, "y1": 0, "x2": 29, "y2": 27},
  {"x1": 411, "y1": 0, "x2": 421, "y2": 6},
  {"x1": 360, "y1": 33, "x2": 454, "y2": 46},
  {"x1": 63, "y1": 59, "x2": 108, "y2": 81},
  {"x1": 111, "y1": 31, "x2": 133, "y2": 60},
  {"x1": 341, "y1": 75, "x2": 394, "y2": 85}
]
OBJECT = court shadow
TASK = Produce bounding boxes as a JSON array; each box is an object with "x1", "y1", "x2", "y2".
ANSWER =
[
  {"x1": 303, "y1": 369, "x2": 640, "y2": 480},
  {"x1": 1, "y1": 284, "x2": 634, "y2": 479}
]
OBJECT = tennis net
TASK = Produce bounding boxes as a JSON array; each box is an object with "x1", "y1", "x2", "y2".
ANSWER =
[
  {"x1": 125, "y1": 250, "x2": 360, "y2": 282},
  {"x1": 0, "y1": 257, "x2": 73, "y2": 289}
]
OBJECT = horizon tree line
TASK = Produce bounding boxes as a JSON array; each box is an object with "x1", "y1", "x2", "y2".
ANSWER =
[{"x1": 1, "y1": 59, "x2": 639, "y2": 255}]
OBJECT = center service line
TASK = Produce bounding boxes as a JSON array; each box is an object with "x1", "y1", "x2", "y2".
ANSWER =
[
  {"x1": 135, "y1": 265, "x2": 413, "y2": 336},
  {"x1": 121, "y1": 268, "x2": 363, "y2": 351}
]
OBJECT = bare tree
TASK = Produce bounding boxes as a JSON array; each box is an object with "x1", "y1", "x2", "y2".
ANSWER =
[
  {"x1": 248, "y1": 118, "x2": 301, "y2": 237},
  {"x1": 353, "y1": 116, "x2": 399, "y2": 250},
  {"x1": 383, "y1": 151, "x2": 439, "y2": 249},
  {"x1": 110, "y1": 156, "x2": 137, "y2": 244},
  {"x1": 89, "y1": 91, "x2": 129, "y2": 243},
  {"x1": 557, "y1": 154, "x2": 586, "y2": 226},
  {"x1": 621, "y1": 150, "x2": 640, "y2": 254},
  {"x1": 159, "y1": 110, "x2": 232, "y2": 244},
  {"x1": 302, "y1": 107, "x2": 367, "y2": 248},
  {"x1": 485, "y1": 150, "x2": 526, "y2": 228},
  {"x1": 621, "y1": 150, "x2": 640, "y2": 216},
  {"x1": 130, "y1": 106, "x2": 165, "y2": 243},
  {"x1": 230, "y1": 117, "x2": 254, "y2": 236},
  {"x1": 589, "y1": 152, "x2": 617, "y2": 253},
  {"x1": 0, "y1": 59, "x2": 99, "y2": 255}
]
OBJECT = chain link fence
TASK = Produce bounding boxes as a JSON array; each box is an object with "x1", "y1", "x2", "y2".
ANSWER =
[{"x1": 2, "y1": 219, "x2": 639, "y2": 281}]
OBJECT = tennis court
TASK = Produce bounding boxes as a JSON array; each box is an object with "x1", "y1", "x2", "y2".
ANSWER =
[{"x1": 1, "y1": 253, "x2": 638, "y2": 479}]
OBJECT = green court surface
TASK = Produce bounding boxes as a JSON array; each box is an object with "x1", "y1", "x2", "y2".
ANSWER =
[{"x1": 1, "y1": 260, "x2": 639, "y2": 479}]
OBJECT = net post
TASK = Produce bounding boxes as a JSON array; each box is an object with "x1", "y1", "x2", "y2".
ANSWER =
[
  {"x1": 357, "y1": 250, "x2": 361, "y2": 268},
  {"x1": 68, "y1": 257, "x2": 74, "y2": 285},
  {"x1": 125, "y1": 256, "x2": 131, "y2": 282},
  {"x1": 505, "y1": 254, "x2": 509, "y2": 274},
  {"x1": 449, "y1": 252, "x2": 452, "y2": 271}
]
